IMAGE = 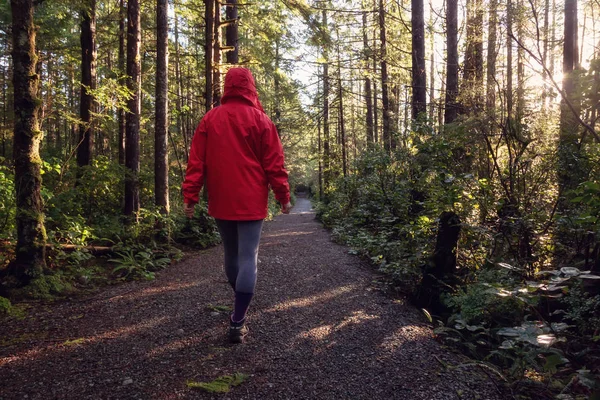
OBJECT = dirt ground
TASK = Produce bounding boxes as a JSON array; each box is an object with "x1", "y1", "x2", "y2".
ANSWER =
[{"x1": 0, "y1": 197, "x2": 503, "y2": 399}]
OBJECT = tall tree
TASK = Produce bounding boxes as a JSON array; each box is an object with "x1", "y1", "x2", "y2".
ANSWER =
[
  {"x1": 205, "y1": 0, "x2": 214, "y2": 111},
  {"x1": 213, "y1": 1, "x2": 222, "y2": 106},
  {"x1": 462, "y1": 0, "x2": 483, "y2": 113},
  {"x1": 379, "y1": 0, "x2": 391, "y2": 151},
  {"x1": 8, "y1": 0, "x2": 47, "y2": 284},
  {"x1": 411, "y1": 0, "x2": 427, "y2": 119},
  {"x1": 155, "y1": 0, "x2": 169, "y2": 215},
  {"x1": 225, "y1": 0, "x2": 239, "y2": 64},
  {"x1": 336, "y1": 29, "x2": 347, "y2": 176},
  {"x1": 362, "y1": 9, "x2": 374, "y2": 145},
  {"x1": 77, "y1": 0, "x2": 97, "y2": 171},
  {"x1": 558, "y1": 0, "x2": 583, "y2": 199},
  {"x1": 322, "y1": 9, "x2": 331, "y2": 189},
  {"x1": 506, "y1": 0, "x2": 514, "y2": 120},
  {"x1": 124, "y1": 0, "x2": 141, "y2": 217},
  {"x1": 485, "y1": 0, "x2": 498, "y2": 116},
  {"x1": 444, "y1": 0, "x2": 458, "y2": 124},
  {"x1": 117, "y1": 0, "x2": 126, "y2": 164}
]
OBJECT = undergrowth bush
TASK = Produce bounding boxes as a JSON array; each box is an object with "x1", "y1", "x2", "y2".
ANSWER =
[{"x1": 317, "y1": 142, "x2": 600, "y2": 398}]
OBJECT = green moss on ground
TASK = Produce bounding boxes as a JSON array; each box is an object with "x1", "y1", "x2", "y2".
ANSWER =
[{"x1": 187, "y1": 373, "x2": 248, "y2": 393}]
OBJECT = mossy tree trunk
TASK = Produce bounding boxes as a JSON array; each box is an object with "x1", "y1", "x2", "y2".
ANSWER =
[
  {"x1": 8, "y1": 0, "x2": 47, "y2": 285},
  {"x1": 415, "y1": 211, "x2": 461, "y2": 313}
]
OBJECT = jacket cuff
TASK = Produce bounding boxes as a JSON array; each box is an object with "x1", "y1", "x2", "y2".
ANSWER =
[{"x1": 277, "y1": 193, "x2": 290, "y2": 205}]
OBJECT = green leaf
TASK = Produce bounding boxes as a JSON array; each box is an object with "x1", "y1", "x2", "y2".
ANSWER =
[{"x1": 543, "y1": 354, "x2": 568, "y2": 373}]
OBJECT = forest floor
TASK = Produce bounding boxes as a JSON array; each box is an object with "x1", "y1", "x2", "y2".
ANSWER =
[{"x1": 0, "y1": 197, "x2": 503, "y2": 400}]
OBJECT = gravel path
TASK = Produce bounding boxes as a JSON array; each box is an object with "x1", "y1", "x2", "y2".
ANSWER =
[{"x1": 0, "y1": 197, "x2": 502, "y2": 399}]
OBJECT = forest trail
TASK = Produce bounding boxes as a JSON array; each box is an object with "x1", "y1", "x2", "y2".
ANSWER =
[{"x1": 0, "y1": 196, "x2": 501, "y2": 400}]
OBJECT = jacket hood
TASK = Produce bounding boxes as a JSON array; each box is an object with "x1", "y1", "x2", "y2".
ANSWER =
[{"x1": 220, "y1": 68, "x2": 265, "y2": 113}]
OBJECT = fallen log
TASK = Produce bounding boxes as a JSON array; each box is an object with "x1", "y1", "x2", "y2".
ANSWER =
[{"x1": 45, "y1": 244, "x2": 115, "y2": 255}]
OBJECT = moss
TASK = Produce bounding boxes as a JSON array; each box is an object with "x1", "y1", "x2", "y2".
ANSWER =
[
  {"x1": 206, "y1": 304, "x2": 232, "y2": 313},
  {"x1": 62, "y1": 338, "x2": 86, "y2": 346},
  {"x1": 187, "y1": 373, "x2": 248, "y2": 393},
  {"x1": 0, "y1": 296, "x2": 11, "y2": 315},
  {"x1": 19, "y1": 274, "x2": 74, "y2": 300}
]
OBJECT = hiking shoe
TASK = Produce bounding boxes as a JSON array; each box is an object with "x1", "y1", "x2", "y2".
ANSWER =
[{"x1": 228, "y1": 319, "x2": 248, "y2": 344}]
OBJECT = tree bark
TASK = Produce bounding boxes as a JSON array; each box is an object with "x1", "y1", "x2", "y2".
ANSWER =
[
  {"x1": 486, "y1": 0, "x2": 497, "y2": 115},
  {"x1": 322, "y1": 9, "x2": 330, "y2": 190},
  {"x1": 8, "y1": 0, "x2": 47, "y2": 284},
  {"x1": 415, "y1": 211, "x2": 461, "y2": 312},
  {"x1": 411, "y1": 0, "x2": 427, "y2": 119},
  {"x1": 507, "y1": 0, "x2": 513, "y2": 120},
  {"x1": 336, "y1": 30, "x2": 347, "y2": 176},
  {"x1": 443, "y1": 0, "x2": 458, "y2": 124},
  {"x1": 558, "y1": 0, "x2": 582, "y2": 198},
  {"x1": 213, "y1": 0, "x2": 222, "y2": 106},
  {"x1": 77, "y1": 0, "x2": 96, "y2": 172},
  {"x1": 155, "y1": 0, "x2": 169, "y2": 215},
  {"x1": 205, "y1": 0, "x2": 214, "y2": 112},
  {"x1": 462, "y1": 0, "x2": 483, "y2": 113},
  {"x1": 225, "y1": 0, "x2": 239, "y2": 64},
  {"x1": 173, "y1": 10, "x2": 185, "y2": 161},
  {"x1": 124, "y1": 0, "x2": 141, "y2": 217},
  {"x1": 362, "y1": 10, "x2": 374, "y2": 145},
  {"x1": 379, "y1": 0, "x2": 391, "y2": 151},
  {"x1": 117, "y1": 0, "x2": 126, "y2": 165}
]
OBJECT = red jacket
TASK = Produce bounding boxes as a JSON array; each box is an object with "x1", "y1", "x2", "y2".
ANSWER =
[{"x1": 182, "y1": 68, "x2": 290, "y2": 220}]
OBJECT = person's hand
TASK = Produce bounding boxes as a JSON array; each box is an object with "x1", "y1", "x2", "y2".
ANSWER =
[
  {"x1": 281, "y1": 202, "x2": 292, "y2": 214},
  {"x1": 184, "y1": 202, "x2": 195, "y2": 218}
]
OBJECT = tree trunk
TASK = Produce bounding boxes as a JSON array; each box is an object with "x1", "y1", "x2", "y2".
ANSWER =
[
  {"x1": 274, "y1": 37, "x2": 281, "y2": 136},
  {"x1": 443, "y1": 0, "x2": 458, "y2": 124},
  {"x1": 379, "y1": 0, "x2": 391, "y2": 151},
  {"x1": 322, "y1": 10, "x2": 330, "y2": 190},
  {"x1": 1, "y1": 66, "x2": 6, "y2": 159},
  {"x1": 336, "y1": 31, "x2": 347, "y2": 177},
  {"x1": 411, "y1": 0, "x2": 426, "y2": 119},
  {"x1": 362, "y1": 9, "x2": 374, "y2": 145},
  {"x1": 124, "y1": 0, "x2": 141, "y2": 217},
  {"x1": 174, "y1": 10, "x2": 185, "y2": 161},
  {"x1": 507, "y1": 0, "x2": 513, "y2": 120},
  {"x1": 155, "y1": 0, "x2": 169, "y2": 216},
  {"x1": 8, "y1": 0, "x2": 47, "y2": 284},
  {"x1": 462, "y1": 0, "x2": 483, "y2": 113},
  {"x1": 415, "y1": 211, "x2": 461, "y2": 312},
  {"x1": 213, "y1": 1, "x2": 222, "y2": 106},
  {"x1": 77, "y1": 0, "x2": 96, "y2": 172},
  {"x1": 205, "y1": 0, "x2": 214, "y2": 112},
  {"x1": 373, "y1": 39, "x2": 379, "y2": 143},
  {"x1": 117, "y1": 0, "x2": 126, "y2": 165},
  {"x1": 542, "y1": 0, "x2": 550, "y2": 106},
  {"x1": 428, "y1": 4, "x2": 435, "y2": 123},
  {"x1": 486, "y1": 0, "x2": 497, "y2": 115},
  {"x1": 516, "y1": 0, "x2": 525, "y2": 122},
  {"x1": 225, "y1": 0, "x2": 239, "y2": 64},
  {"x1": 483, "y1": 0, "x2": 498, "y2": 182},
  {"x1": 558, "y1": 0, "x2": 582, "y2": 200}
]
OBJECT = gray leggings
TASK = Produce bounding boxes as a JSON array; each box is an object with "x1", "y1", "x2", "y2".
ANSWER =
[{"x1": 215, "y1": 219, "x2": 263, "y2": 294}]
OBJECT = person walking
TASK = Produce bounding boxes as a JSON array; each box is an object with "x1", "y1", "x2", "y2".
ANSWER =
[{"x1": 182, "y1": 68, "x2": 292, "y2": 344}]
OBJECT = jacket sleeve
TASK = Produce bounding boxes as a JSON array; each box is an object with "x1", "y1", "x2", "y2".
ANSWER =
[
  {"x1": 182, "y1": 119, "x2": 207, "y2": 205},
  {"x1": 261, "y1": 119, "x2": 290, "y2": 205}
]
